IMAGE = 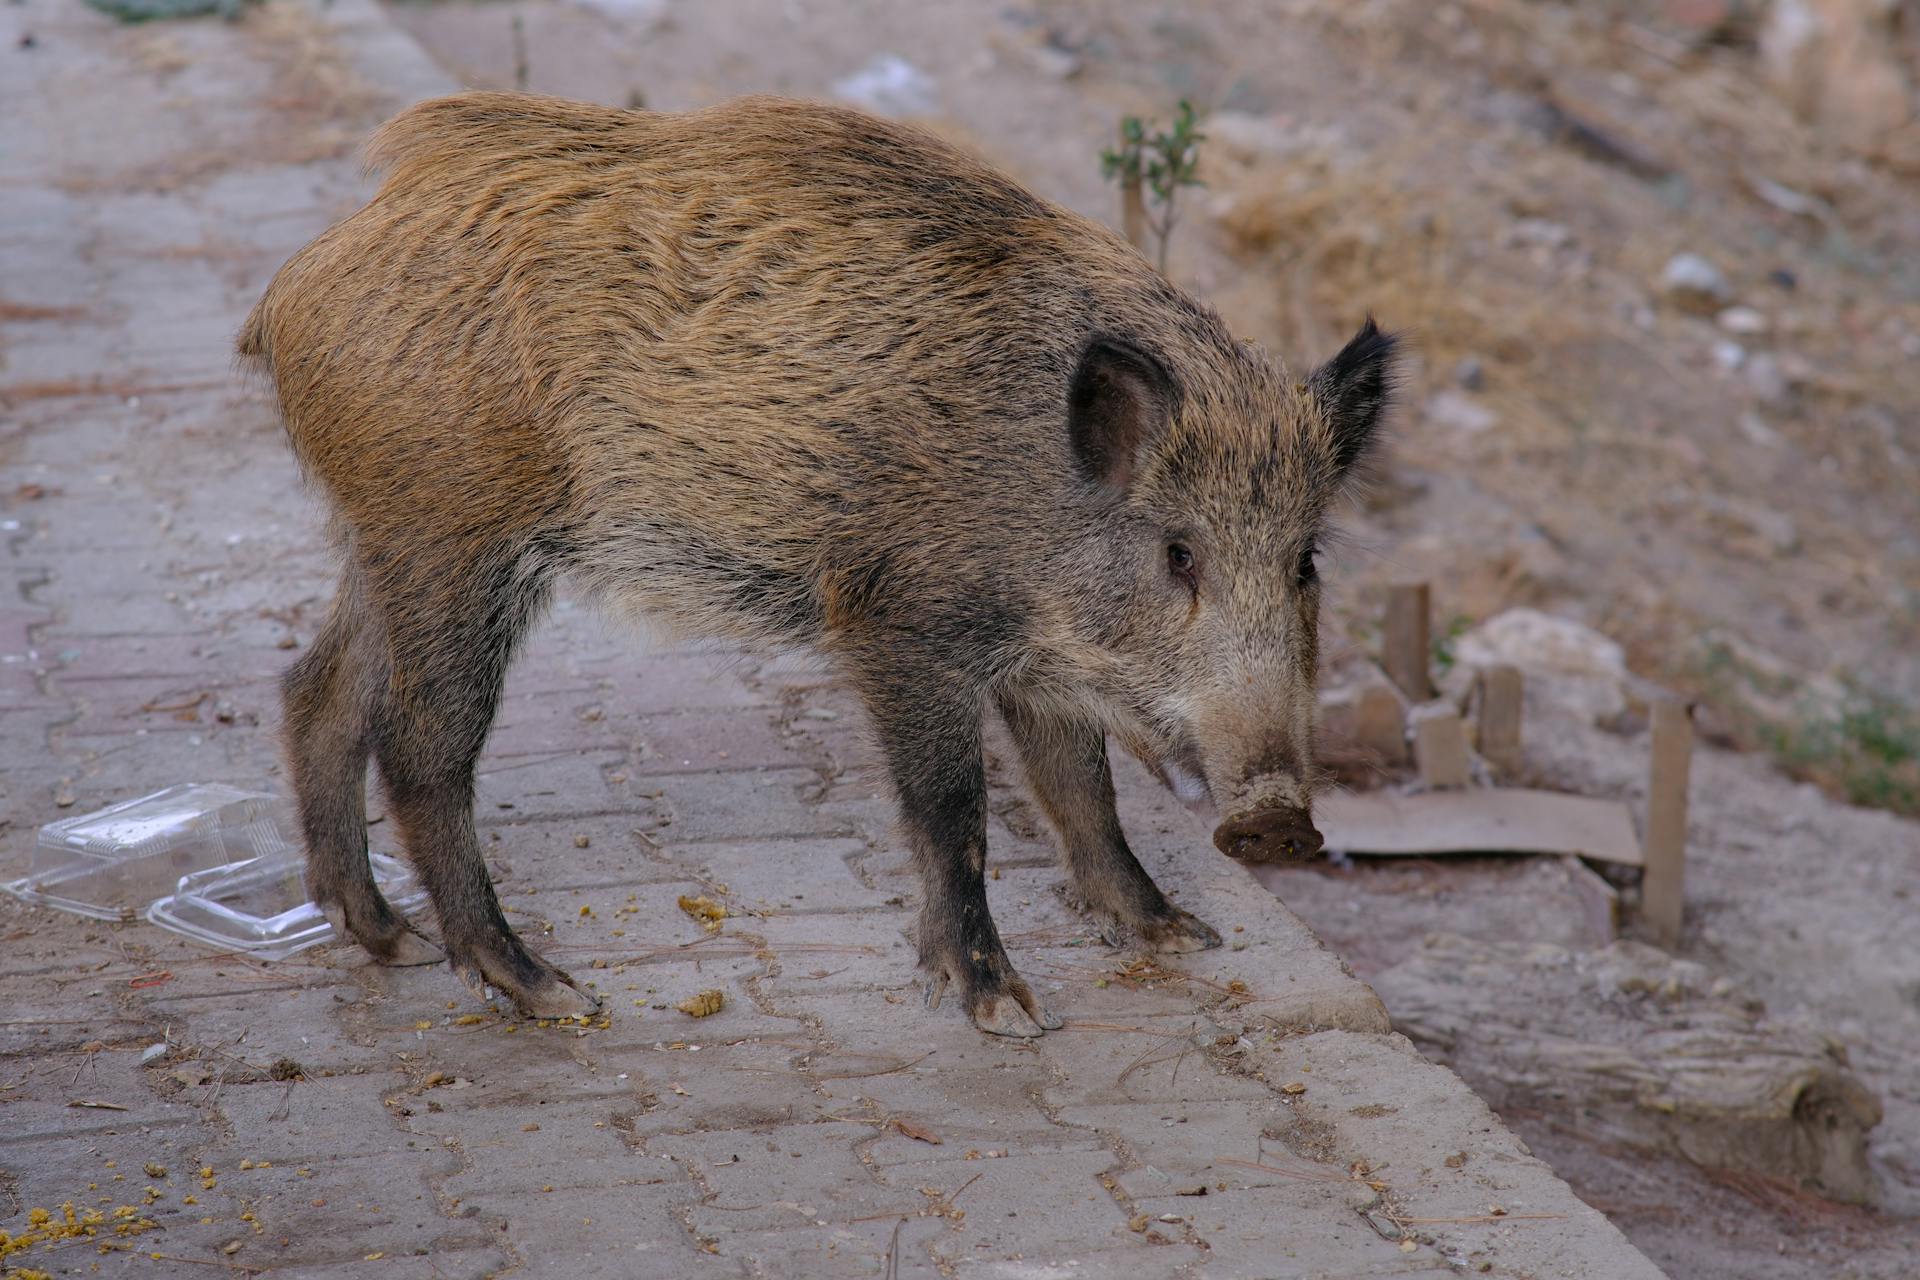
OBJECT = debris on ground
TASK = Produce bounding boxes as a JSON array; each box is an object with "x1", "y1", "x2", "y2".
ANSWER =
[
  {"x1": 675, "y1": 990, "x2": 725, "y2": 1018},
  {"x1": 677, "y1": 894, "x2": 727, "y2": 931}
]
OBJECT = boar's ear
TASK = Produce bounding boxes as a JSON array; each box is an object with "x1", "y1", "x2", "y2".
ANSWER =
[
  {"x1": 1068, "y1": 336, "x2": 1176, "y2": 492},
  {"x1": 1307, "y1": 317, "x2": 1398, "y2": 476}
]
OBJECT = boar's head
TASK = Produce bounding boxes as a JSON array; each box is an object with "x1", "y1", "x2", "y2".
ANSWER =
[{"x1": 1041, "y1": 317, "x2": 1397, "y2": 864}]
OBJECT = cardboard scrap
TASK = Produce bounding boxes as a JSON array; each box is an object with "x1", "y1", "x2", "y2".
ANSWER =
[{"x1": 1318, "y1": 788, "x2": 1642, "y2": 866}]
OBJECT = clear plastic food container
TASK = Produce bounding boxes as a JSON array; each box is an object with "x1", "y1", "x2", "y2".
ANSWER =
[
  {"x1": 5, "y1": 784, "x2": 281, "y2": 922},
  {"x1": 7, "y1": 783, "x2": 430, "y2": 959},
  {"x1": 148, "y1": 850, "x2": 426, "y2": 960}
]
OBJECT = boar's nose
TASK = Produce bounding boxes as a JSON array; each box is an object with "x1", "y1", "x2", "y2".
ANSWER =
[{"x1": 1212, "y1": 807, "x2": 1325, "y2": 864}]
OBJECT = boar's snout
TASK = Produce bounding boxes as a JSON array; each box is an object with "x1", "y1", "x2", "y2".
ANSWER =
[{"x1": 1212, "y1": 807, "x2": 1324, "y2": 864}]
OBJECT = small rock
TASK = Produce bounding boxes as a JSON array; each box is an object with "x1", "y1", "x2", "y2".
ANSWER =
[
  {"x1": 1712, "y1": 340, "x2": 1747, "y2": 372},
  {"x1": 139, "y1": 1043, "x2": 168, "y2": 1064},
  {"x1": 1452, "y1": 356, "x2": 1486, "y2": 391},
  {"x1": 1750, "y1": 175, "x2": 1826, "y2": 218},
  {"x1": 1768, "y1": 267, "x2": 1798, "y2": 290},
  {"x1": 1716, "y1": 305, "x2": 1769, "y2": 334},
  {"x1": 1661, "y1": 252, "x2": 1732, "y2": 312}
]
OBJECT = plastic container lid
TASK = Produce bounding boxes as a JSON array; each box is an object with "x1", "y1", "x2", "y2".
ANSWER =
[
  {"x1": 5, "y1": 783, "x2": 277, "y2": 922},
  {"x1": 147, "y1": 851, "x2": 427, "y2": 960}
]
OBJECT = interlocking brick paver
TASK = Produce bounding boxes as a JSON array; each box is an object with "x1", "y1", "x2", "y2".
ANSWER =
[{"x1": 0, "y1": 2, "x2": 1665, "y2": 1276}]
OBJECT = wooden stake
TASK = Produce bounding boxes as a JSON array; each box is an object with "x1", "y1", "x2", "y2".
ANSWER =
[
  {"x1": 1412, "y1": 706, "x2": 1471, "y2": 789},
  {"x1": 1354, "y1": 683, "x2": 1408, "y2": 765},
  {"x1": 1383, "y1": 583, "x2": 1433, "y2": 702},
  {"x1": 1477, "y1": 665, "x2": 1524, "y2": 774},
  {"x1": 1642, "y1": 697, "x2": 1692, "y2": 949}
]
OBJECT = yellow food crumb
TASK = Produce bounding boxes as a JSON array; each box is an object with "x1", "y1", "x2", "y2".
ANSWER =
[
  {"x1": 414, "y1": 1021, "x2": 432, "y2": 1031},
  {"x1": 675, "y1": 990, "x2": 725, "y2": 1018},
  {"x1": 452, "y1": 1014, "x2": 487, "y2": 1026},
  {"x1": 676, "y1": 895, "x2": 727, "y2": 931},
  {"x1": 183, "y1": 1196, "x2": 197, "y2": 1205}
]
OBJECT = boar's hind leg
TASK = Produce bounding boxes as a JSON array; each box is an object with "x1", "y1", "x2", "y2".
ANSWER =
[
  {"x1": 858, "y1": 666, "x2": 1062, "y2": 1037},
  {"x1": 282, "y1": 566, "x2": 443, "y2": 967},
  {"x1": 368, "y1": 551, "x2": 598, "y2": 1020},
  {"x1": 997, "y1": 692, "x2": 1221, "y2": 954}
]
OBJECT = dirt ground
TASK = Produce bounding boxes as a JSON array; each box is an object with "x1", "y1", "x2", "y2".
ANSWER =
[{"x1": 365, "y1": 1, "x2": 1920, "y2": 1277}]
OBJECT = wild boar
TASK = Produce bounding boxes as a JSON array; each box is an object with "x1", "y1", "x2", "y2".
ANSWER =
[{"x1": 240, "y1": 92, "x2": 1395, "y2": 1037}]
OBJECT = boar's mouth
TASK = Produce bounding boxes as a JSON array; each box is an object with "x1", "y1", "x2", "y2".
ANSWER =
[{"x1": 1211, "y1": 807, "x2": 1325, "y2": 864}]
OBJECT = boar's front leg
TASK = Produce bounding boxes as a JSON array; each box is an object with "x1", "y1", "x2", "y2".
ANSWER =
[
  {"x1": 856, "y1": 665, "x2": 1062, "y2": 1037},
  {"x1": 997, "y1": 690, "x2": 1222, "y2": 954}
]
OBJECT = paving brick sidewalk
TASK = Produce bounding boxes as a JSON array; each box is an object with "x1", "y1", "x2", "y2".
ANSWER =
[{"x1": 0, "y1": 3, "x2": 1663, "y2": 1276}]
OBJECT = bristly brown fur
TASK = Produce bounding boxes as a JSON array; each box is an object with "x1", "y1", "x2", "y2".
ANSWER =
[{"x1": 242, "y1": 92, "x2": 1394, "y2": 1034}]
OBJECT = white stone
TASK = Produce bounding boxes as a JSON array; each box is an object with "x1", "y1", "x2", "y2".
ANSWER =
[
  {"x1": 1454, "y1": 609, "x2": 1626, "y2": 681},
  {"x1": 1453, "y1": 609, "x2": 1629, "y2": 724},
  {"x1": 1662, "y1": 253, "x2": 1733, "y2": 309}
]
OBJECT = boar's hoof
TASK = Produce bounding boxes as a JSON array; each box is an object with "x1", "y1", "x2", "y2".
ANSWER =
[
  {"x1": 1136, "y1": 907, "x2": 1223, "y2": 954},
  {"x1": 1212, "y1": 808, "x2": 1325, "y2": 864},
  {"x1": 381, "y1": 927, "x2": 449, "y2": 967},
  {"x1": 971, "y1": 991, "x2": 1063, "y2": 1038},
  {"x1": 321, "y1": 902, "x2": 445, "y2": 967},
  {"x1": 451, "y1": 949, "x2": 601, "y2": 1020}
]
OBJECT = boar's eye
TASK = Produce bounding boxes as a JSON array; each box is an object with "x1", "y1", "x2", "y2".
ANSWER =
[
  {"x1": 1297, "y1": 544, "x2": 1318, "y2": 588},
  {"x1": 1167, "y1": 542, "x2": 1198, "y2": 590}
]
